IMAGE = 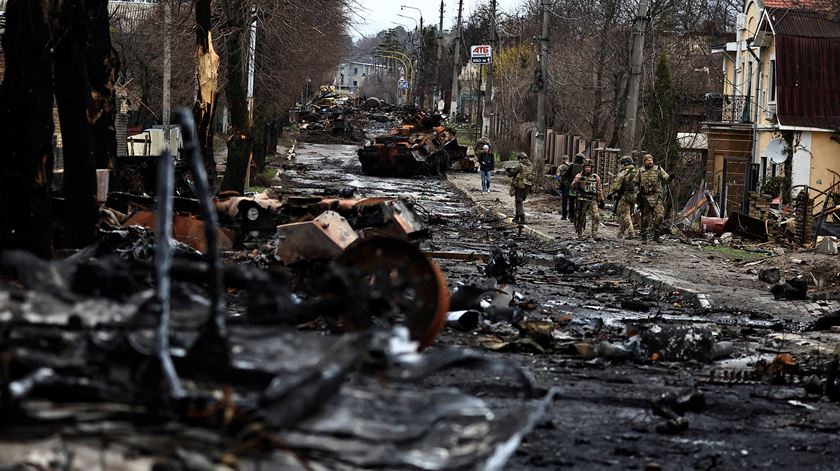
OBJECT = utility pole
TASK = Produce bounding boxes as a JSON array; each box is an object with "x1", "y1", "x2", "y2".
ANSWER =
[
  {"x1": 163, "y1": 0, "x2": 171, "y2": 148},
  {"x1": 621, "y1": 0, "x2": 649, "y2": 155},
  {"x1": 483, "y1": 0, "x2": 496, "y2": 138},
  {"x1": 449, "y1": 0, "x2": 464, "y2": 116},
  {"x1": 534, "y1": 0, "x2": 549, "y2": 180},
  {"x1": 435, "y1": 0, "x2": 444, "y2": 111}
]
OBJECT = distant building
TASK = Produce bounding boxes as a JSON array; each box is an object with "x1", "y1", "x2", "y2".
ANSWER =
[{"x1": 333, "y1": 61, "x2": 388, "y2": 95}]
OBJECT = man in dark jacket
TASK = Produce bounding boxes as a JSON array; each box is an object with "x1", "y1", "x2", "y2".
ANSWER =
[
  {"x1": 554, "y1": 155, "x2": 572, "y2": 219},
  {"x1": 566, "y1": 153, "x2": 585, "y2": 222},
  {"x1": 478, "y1": 144, "x2": 494, "y2": 192}
]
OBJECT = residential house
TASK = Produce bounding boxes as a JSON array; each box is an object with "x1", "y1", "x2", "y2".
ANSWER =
[
  {"x1": 706, "y1": 0, "x2": 840, "y2": 215},
  {"x1": 333, "y1": 61, "x2": 388, "y2": 96}
]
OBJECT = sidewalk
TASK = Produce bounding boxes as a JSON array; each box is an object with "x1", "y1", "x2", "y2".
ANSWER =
[{"x1": 447, "y1": 171, "x2": 840, "y2": 317}]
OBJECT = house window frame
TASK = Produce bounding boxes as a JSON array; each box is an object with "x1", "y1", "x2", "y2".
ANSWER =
[{"x1": 768, "y1": 58, "x2": 776, "y2": 103}]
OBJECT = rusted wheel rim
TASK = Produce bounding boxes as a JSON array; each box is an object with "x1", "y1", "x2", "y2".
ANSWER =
[{"x1": 336, "y1": 238, "x2": 449, "y2": 350}]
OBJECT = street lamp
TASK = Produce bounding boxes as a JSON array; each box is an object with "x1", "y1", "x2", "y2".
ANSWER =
[{"x1": 400, "y1": 6, "x2": 426, "y2": 107}]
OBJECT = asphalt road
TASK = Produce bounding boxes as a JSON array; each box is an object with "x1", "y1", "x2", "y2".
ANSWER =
[{"x1": 274, "y1": 142, "x2": 840, "y2": 470}]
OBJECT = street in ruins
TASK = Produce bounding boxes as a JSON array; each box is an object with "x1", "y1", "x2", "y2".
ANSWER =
[{"x1": 273, "y1": 140, "x2": 840, "y2": 470}]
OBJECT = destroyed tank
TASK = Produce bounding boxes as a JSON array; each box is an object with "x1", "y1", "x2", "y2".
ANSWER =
[{"x1": 357, "y1": 113, "x2": 469, "y2": 177}]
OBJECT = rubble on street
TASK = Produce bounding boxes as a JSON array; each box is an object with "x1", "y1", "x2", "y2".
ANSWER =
[{"x1": 357, "y1": 112, "x2": 473, "y2": 177}]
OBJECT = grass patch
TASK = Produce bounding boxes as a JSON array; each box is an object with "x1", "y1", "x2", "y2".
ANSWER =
[
  {"x1": 697, "y1": 244, "x2": 770, "y2": 261},
  {"x1": 249, "y1": 167, "x2": 279, "y2": 191}
]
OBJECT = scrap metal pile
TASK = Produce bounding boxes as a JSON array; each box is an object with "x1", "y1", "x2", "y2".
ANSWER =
[
  {"x1": 0, "y1": 111, "x2": 552, "y2": 470},
  {"x1": 357, "y1": 112, "x2": 474, "y2": 177},
  {"x1": 288, "y1": 87, "x2": 374, "y2": 144}
]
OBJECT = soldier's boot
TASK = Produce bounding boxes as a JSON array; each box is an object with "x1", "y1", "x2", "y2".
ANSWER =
[
  {"x1": 592, "y1": 229, "x2": 602, "y2": 241},
  {"x1": 576, "y1": 231, "x2": 585, "y2": 240},
  {"x1": 627, "y1": 231, "x2": 636, "y2": 239},
  {"x1": 640, "y1": 232, "x2": 648, "y2": 244},
  {"x1": 653, "y1": 231, "x2": 662, "y2": 243}
]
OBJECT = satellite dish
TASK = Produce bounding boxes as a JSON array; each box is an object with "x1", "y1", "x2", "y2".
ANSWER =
[{"x1": 763, "y1": 138, "x2": 787, "y2": 164}]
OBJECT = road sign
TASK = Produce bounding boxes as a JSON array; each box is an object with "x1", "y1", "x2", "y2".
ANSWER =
[{"x1": 470, "y1": 44, "x2": 492, "y2": 64}]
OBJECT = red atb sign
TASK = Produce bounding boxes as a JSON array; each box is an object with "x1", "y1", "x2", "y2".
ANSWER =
[{"x1": 470, "y1": 44, "x2": 492, "y2": 64}]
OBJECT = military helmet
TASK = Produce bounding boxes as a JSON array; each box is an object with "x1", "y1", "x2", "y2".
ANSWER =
[
  {"x1": 482, "y1": 144, "x2": 490, "y2": 151},
  {"x1": 619, "y1": 155, "x2": 633, "y2": 166},
  {"x1": 584, "y1": 159, "x2": 595, "y2": 167},
  {"x1": 518, "y1": 152, "x2": 529, "y2": 161},
  {"x1": 643, "y1": 153, "x2": 654, "y2": 163}
]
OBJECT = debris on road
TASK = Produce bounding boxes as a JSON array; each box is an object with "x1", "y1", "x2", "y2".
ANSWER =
[
  {"x1": 758, "y1": 267, "x2": 782, "y2": 284},
  {"x1": 357, "y1": 112, "x2": 470, "y2": 176},
  {"x1": 772, "y1": 276, "x2": 809, "y2": 300}
]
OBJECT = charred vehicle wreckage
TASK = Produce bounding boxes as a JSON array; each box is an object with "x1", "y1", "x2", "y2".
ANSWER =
[
  {"x1": 357, "y1": 112, "x2": 474, "y2": 177},
  {"x1": 0, "y1": 111, "x2": 551, "y2": 470}
]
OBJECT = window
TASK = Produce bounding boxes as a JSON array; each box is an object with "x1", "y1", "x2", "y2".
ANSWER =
[
  {"x1": 354, "y1": 67, "x2": 359, "y2": 75},
  {"x1": 769, "y1": 59, "x2": 776, "y2": 102},
  {"x1": 353, "y1": 80, "x2": 358, "y2": 87}
]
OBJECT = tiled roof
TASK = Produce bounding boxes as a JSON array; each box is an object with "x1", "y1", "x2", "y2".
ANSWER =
[
  {"x1": 763, "y1": 0, "x2": 836, "y2": 11},
  {"x1": 770, "y1": 9, "x2": 840, "y2": 37}
]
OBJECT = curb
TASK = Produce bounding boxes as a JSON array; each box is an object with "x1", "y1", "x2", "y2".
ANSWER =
[
  {"x1": 606, "y1": 263, "x2": 711, "y2": 310},
  {"x1": 453, "y1": 182, "x2": 556, "y2": 243}
]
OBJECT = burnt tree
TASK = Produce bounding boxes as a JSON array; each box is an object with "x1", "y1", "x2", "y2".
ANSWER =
[
  {"x1": 86, "y1": 0, "x2": 121, "y2": 170},
  {"x1": 52, "y1": 0, "x2": 99, "y2": 248},
  {"x1": 0, "y1": 0, "x2": 55, "y2": 257},
  {"x1": 194, "y1": 0, "x2": 220, "y2": 182},
  {"x1": 220, "y1": 1, "x2": 252, "y2": 194}
]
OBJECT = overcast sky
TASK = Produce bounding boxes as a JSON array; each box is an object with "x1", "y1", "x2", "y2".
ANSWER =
[{"x1": 349, "y1": 0, "x2": 526, "y2": 39}]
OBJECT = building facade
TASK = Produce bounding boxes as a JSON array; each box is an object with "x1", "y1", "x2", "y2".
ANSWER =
[
  {"x1": 706, "y1": 0, "x2": 840, "y2": 215},
  {"x1": 332, "y1": 61, "x2": 388, "y2": 96}
]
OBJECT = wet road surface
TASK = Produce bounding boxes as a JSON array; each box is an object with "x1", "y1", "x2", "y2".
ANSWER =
[{"x1": 272, "y1": 142, "x2": 840, "y2": 470}]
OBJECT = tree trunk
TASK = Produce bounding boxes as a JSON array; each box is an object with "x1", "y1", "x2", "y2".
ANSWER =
[
  {"x1": 194, "y1": 0, "x2": 220, "y2": 182},
  {"x1": 86, "y1": 0, "x2": 120, "y2": 170},
  {"x1": 53, "y1": 0, "x2": 98, "y2": 248},
  {"x1": 223, "y1": 132, "x2": 251, "y2": 194},
  {"x1": 220, "y1": 0, "x2": 252, "y2": 194},
  {"x1": 0, "y1": 0, "x2": 55, "y2": 257},
  {"x1": 591, "y1": 0, "x2": 619, "y2": 141}
]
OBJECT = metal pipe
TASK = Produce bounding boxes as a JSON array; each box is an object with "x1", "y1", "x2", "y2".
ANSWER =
[
  {"x1": 154, "y1": 150, "x2": 185, "y2": 398},
  {"x1": 174, "y1": 109, "x2": 230, "y2": 360}
]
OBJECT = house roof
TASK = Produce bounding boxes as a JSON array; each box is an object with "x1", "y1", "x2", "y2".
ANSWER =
[
  {"x1": 763, "y1": 0, "x2": 836, "y2": 11},
  {"x1": 769, "y1": 9, "x2": 840, "y2": 37},
  {"x1": 776, "y1": 34, "x2": 840, "y2": 129}
]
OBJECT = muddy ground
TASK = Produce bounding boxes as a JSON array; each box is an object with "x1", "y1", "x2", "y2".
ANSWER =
[{"x1": 272, "y1": 142, "x2": 840, "y2": 470}]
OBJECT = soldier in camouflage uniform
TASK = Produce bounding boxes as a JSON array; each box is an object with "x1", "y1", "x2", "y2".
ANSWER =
[
  {"x1": 608, "y1": 155, "x2": 638, "y2": 239},
  {"x1": 633, "y1": 154, "x2": 671, "y2": 243},
  {"x1": 571, "y1": 159, "x2": 604, "y2": 240},
  {"x1": 507, "y1": 152, "x2": 534, "y2": 224}
]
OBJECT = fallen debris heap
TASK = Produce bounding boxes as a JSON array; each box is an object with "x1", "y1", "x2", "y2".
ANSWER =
[{"x1": 357, "y1": 112, "x2": 472, "y2": 177}]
